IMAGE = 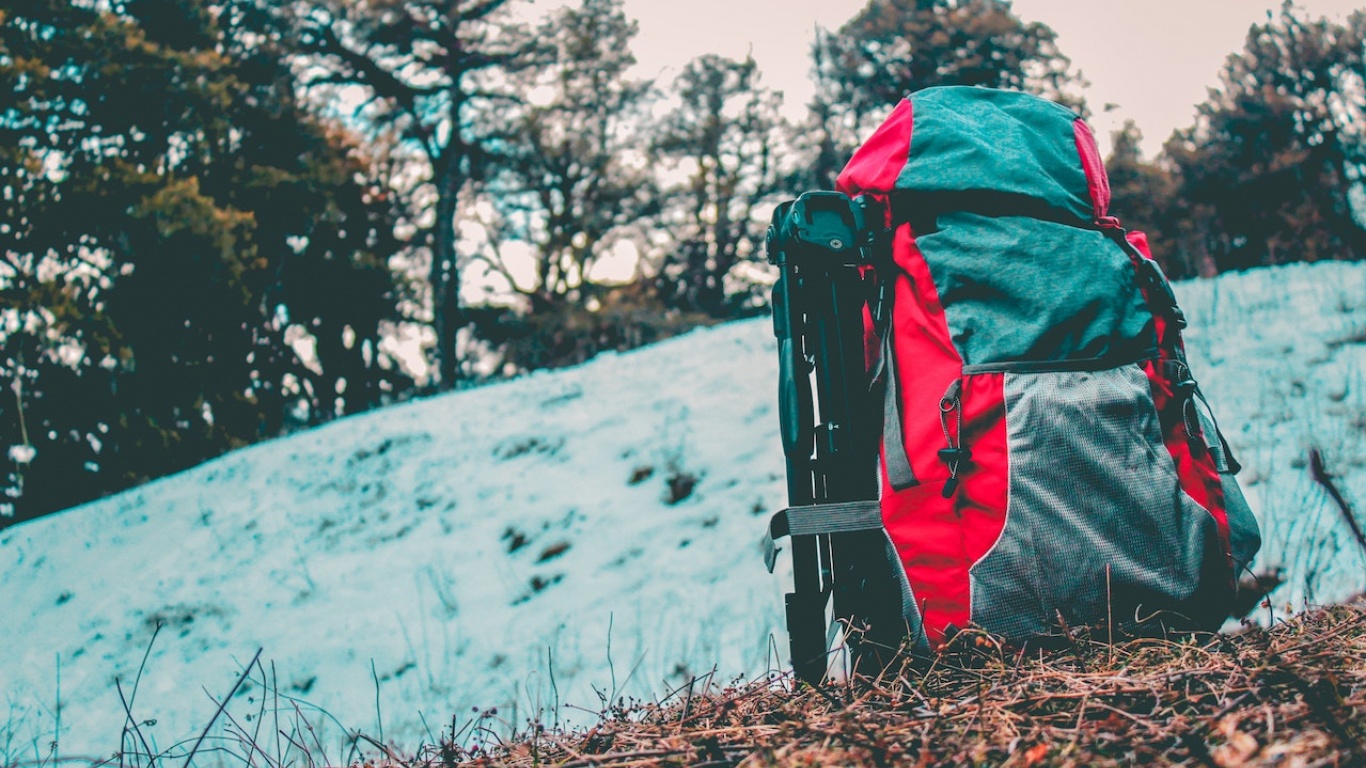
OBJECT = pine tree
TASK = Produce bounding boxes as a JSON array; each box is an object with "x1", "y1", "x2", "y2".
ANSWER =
[
  {"x1": 458, "y1": 0, "x2": 681, "y2": 375},
  {"x1": 484, "y1": 0, "x2": 658, "y2": 310},
  {"x1": 1105, "y1": 122, "x2": 1187, "y2": 276},
  {"x1": 653, "y1": 54, "x2": 789, "y2": 318},
  {"x1": 0, "y1": 0, "x2": 411, "y2": 524},
  {"x1": 288, "y1": 0, "x2": 537, "y2": 388},
  {"x1": 1165, "y1": 2, "x2": 1366, "y2": 273}
]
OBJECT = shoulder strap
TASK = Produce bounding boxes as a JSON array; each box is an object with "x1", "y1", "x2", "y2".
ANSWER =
[{"x1": 863, "y1": 237, "x2": 918, "y2": 494}]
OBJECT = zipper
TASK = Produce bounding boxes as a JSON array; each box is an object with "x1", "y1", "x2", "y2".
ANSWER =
[{"x1": 961, "y1": 348, "x2": 1159, "y2": 375}]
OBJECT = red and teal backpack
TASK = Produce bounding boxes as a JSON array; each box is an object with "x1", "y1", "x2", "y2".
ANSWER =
[{"x1": 765, "y1": 86, "x2": 1261, "y2": 679}]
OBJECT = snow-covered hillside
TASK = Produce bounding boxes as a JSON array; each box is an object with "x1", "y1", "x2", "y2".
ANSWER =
[{"x1": 2, "y1": 261, "x2": 1364, "y2": 763}]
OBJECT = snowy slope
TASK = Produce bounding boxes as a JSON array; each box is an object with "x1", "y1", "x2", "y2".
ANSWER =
[
  {"x1": 2, "y1": 261, "x2": 1365, "y2": 762},
  {"x1": 1176, "y1": 262, "x2": 1366, "y2": 606}
]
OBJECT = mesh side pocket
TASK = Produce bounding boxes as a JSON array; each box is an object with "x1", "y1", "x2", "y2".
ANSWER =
[{"x1": 969, "y1": 364, "x2": 1227, "y2": 639}]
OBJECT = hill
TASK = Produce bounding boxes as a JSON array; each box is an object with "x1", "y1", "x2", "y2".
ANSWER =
[{"x1": 1, "y1": 261, "x2": 1364, "y2": 763}]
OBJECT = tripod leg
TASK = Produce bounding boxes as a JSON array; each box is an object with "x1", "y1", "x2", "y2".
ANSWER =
[{"x1": 786, "y1": 535, "x2": 828, "y2": 684}]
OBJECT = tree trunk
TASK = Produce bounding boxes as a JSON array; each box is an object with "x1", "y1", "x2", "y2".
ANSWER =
[{"x1": 431, "y1": 146, "x2": 464, "y2": 388}]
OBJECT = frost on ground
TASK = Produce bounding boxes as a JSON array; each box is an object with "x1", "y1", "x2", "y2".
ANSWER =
[{"x1": 0, "y1": 261, "x2": 1363, "y2": 763}]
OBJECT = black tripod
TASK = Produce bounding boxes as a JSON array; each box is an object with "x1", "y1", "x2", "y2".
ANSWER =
[{"x1": 765, "y1": 191, "x2": 906, "y2": 684}]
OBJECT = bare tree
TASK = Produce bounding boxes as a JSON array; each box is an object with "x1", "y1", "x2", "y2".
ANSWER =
[{"x1": 290, "y1": 0, "x2": 537, "y2": 387}]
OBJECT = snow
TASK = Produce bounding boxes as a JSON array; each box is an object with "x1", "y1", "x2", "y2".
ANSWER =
[{"x1": 2, "y1": 260, "x2": 1365, "y2": 763}]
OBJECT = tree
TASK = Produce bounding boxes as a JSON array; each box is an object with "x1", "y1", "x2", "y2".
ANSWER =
[
  {"x1": 653, "y1": 54, "x2": 789, "y2": 318},
  {"x1": 1105, "y1": 122, "x2": 1187, "y2": 276},
  {"x1": 1165, "y1": 2, "x2": 1366, "y2": 273},
  {"x1": 0, "y1": 0, "x2": 410, "y2": 524},
  {"x1": 288, "y1": 0, "x2": 537, "y2": 388},
  {"x1": 809, "y1": 0, "x2": 1085, "y2": 187},
  {"x1": 480, "y1": 0, "x2": 658, "y2": 310}
]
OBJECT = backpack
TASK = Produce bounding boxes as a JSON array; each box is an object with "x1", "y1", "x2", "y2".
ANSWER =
[{"x1": 764, "y1": 86, "x2": 1262, "y2": 682}]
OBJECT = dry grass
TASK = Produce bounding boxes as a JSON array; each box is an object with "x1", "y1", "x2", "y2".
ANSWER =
[{"x1": 387, "y1": 599, "x2": 1366, "y2": 768}]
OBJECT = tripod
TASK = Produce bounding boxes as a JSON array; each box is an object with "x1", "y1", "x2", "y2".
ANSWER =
[{"x1": 765, "y1": 191, "x2": 905, "y2": 684}]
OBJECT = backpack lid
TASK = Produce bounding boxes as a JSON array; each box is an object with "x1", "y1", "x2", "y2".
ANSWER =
[{"x1": 838, "y1": 86, "x2": 1097, "y2": 223}]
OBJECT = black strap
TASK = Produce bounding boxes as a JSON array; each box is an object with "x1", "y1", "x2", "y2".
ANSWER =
[
  {"x1": 1103, "y1": 228, "x2": 1189, "y2": 337},
  {"x1": 764, "y1": 500, "x2": 883, "y2": 573},
  {"x1": 1193, "y1": 387, "x2": 1243, "y2": 474}
]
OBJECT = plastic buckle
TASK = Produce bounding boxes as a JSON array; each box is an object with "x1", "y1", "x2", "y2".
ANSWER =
[{"x1": 1138, "y1": 258, "x2": 1186, "y2": 328}]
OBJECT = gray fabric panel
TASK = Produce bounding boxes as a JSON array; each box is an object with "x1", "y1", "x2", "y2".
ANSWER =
[
  {"x1": 883, "y1": 529, "x2": 930, "y2": 653},
  {"x1": 882, "y1": 332, "x2": 918, "y2": 490},
  {"x1": 970, "y1": 365, "x2": 1224, "y2": 638},
  {"x1": 916, "y1": 214, "x2": 1155, "y2": 367}
]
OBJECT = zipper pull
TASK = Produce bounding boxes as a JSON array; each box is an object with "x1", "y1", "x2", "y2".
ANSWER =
[{"x1": 939, "y1": 380, "x2": 970, "y2": 498}]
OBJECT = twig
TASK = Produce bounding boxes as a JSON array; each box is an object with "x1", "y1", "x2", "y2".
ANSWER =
[
  {"x1": 181, "y1": 649, "x2": 262, "y2": 768},
  {"x1": 115, "y1": 679, "x2": 157, "y2": 768},
  {"x1": 557, "y1": 747, "x2": 691, "y2": 767},
  {"x1": 1309, "y1": 447, "x2": 1366, "y2": 562},
  {"x1": 128, "y1": 624, "x2": 167, "y2": 706},
  {"x1": 370, "y1": 659, "x2": 384, "y2": 747},
  {"x1": 246, "y1": 662, "x2": 270, "y2": 768}
]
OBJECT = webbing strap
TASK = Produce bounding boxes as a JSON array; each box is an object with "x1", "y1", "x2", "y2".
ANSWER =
[
  {"x1": 1119, "y1": 231, "x2": 1244, "y2": 476},
  {"x1": 764, "y1": 500, "x2": 883, "y2": 573},
  {"x1": 881, "y1": 330, "x2": 919, "y2": 491},
  {"x1": 1194, "y1": 387, "x2": 1243, "y2": 474}
]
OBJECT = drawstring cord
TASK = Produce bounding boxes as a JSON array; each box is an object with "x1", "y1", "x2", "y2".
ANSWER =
[{"x1": 938, "y1": 379, "x2": 969, "y2": 498}]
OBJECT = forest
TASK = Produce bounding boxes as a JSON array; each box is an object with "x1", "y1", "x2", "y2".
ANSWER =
[{"x1": 2, "y1": 0, "x2": 1364, "y2": 525}]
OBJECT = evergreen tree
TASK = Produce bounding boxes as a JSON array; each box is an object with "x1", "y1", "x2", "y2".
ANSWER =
[
  {"x1": 1105, "y1": 122, "x2": 1188, "y2": 276},
  {"x1": 460, "y1": 0, "x2": 683, "y2": 375},
  {"x1": 1165, "y1": 2, "x2": 1366, "y2": 273},
  {"x1": 809, "y1": 0, "x2": 1084, "y2": 187},
  {"x1": 485, "y1": 0, "x2": 657, "y2": 309},
  {"x1": 0, "y1": 0, "x2": 410, "y2": 524}
]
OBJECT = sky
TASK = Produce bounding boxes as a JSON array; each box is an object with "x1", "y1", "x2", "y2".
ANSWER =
[{"x1": 605, "y1": 0, "x2": 1366, "y2": 158}]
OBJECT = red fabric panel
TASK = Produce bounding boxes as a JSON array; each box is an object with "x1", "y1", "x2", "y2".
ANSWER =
[
  {"x1": 955, "y1": 373, "x2": 1009, "y2": 634},
  {"x1": 1125, "y1": 231, "x2": 1233, "y2": 569},
  {"x1": 837, "y1": 99, "x2": 914, "y2": 196},
  {"x1": 845, "y1": 99, "x2": 914, "y2": 366},
  {"x1": 1072, "y1": 119, "x2": 1111, "y2": 221},
  {"x1": 879, "y1": 373, "x2": 1009, "y2": 647},
  {"x1": 876, "y1": 226, "x2": 1010, "y2": 646},
  {"x1": 1127, "y1": 230, "x2": 1154, "y2": 259},
  {"x1": 882, "y1": 227, "x2": 960, "y2": 476}
]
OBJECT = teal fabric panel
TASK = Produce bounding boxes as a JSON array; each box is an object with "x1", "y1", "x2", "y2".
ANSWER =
[
  {"x1": 916, "y1": 213, "x2": 1155, "y2": 366},
  {"x1": 897, "y1": 86, "x2": 1092, "y2": 221}
]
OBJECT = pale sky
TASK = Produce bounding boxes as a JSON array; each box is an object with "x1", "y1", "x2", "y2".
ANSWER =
[{"x1": 605, "y1": 0, "x2": 1366, "y2": 158}]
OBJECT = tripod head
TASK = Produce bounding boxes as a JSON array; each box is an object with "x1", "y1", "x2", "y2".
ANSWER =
[{"x1": 767, "y1": 191, "x2": 885, "y2": 269}]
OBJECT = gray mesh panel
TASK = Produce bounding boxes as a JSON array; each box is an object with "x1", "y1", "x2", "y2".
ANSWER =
[{"x1": 970, "y1": 364, "x2": 1222, "y2": 638}]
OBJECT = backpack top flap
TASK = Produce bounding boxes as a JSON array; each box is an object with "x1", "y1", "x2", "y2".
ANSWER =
[
  {"x1": 837, "y1": 86, "x2": 1153, "y2": 368},
  {"x1": 837, "y1": 85, "x2": 1098, "y2": 223}
]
